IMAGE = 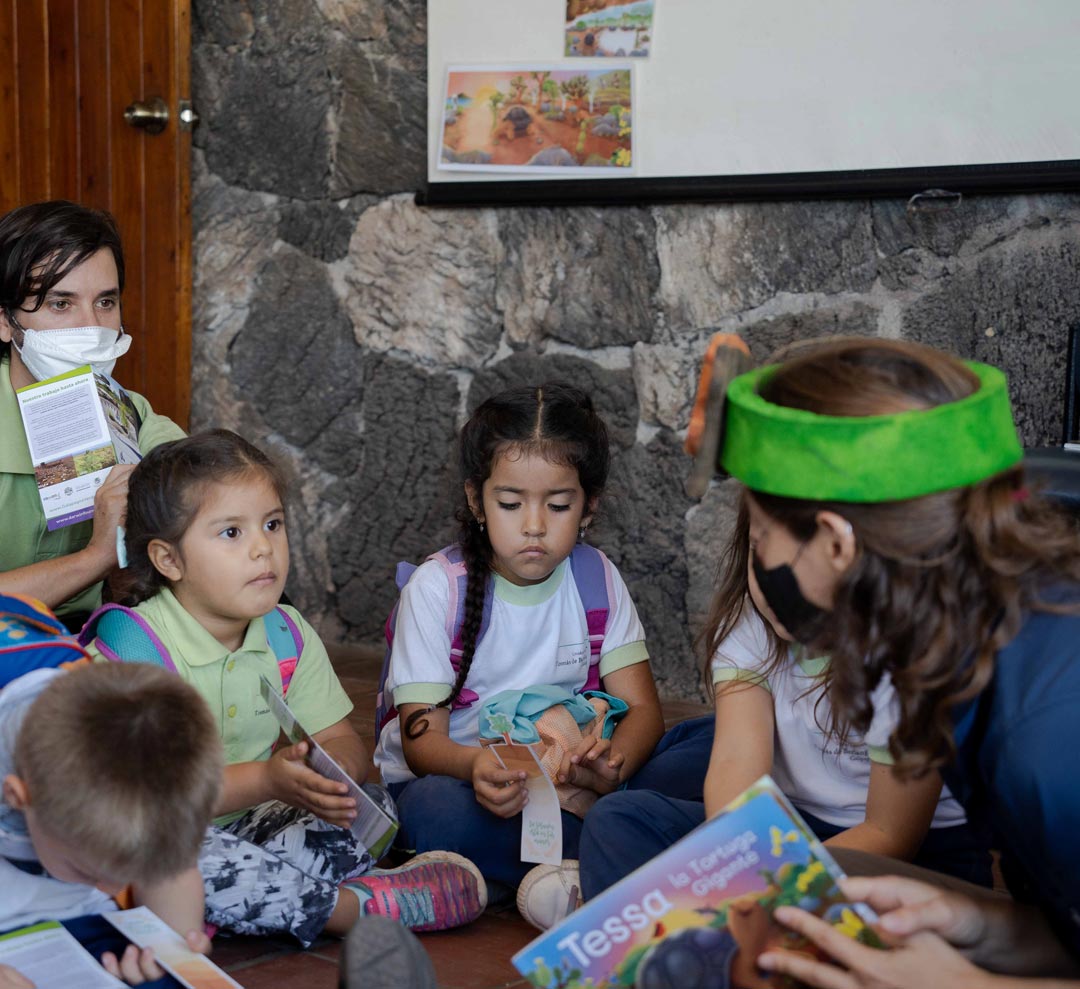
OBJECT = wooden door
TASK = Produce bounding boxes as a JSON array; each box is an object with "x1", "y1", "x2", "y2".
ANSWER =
[{"x1": 0, "y1": 0, "x2": 192, "y2": 426}]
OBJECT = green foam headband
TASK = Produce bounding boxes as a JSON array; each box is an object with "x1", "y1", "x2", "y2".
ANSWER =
[{"x1": 720, "y1": 361, "x2": 1023, "y2": 502}]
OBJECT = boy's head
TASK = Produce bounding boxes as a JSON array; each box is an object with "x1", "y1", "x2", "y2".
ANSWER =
[{"x1": 2, "y1": 663, "x2": 221, "y2": 890}]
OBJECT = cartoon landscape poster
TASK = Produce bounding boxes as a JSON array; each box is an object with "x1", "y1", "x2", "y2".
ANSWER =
[
  {"x1": 440, "y1": 67, "x2": 633, "y2": 173},
  {"x1": 514, "y1": 778, "x2": 882, "y2": 989},
  {"x1": 566, "y1": 0, "x2": 654, "y2": 58}
]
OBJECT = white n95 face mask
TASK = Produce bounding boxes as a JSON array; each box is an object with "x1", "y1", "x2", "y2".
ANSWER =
[{"x1": 13, "y1": 325, "x2": 132, "y2": 382}]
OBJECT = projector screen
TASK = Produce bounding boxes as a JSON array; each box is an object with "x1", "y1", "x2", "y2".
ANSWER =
[{"x1": 424, "y1": 0, "x2": 1080, "y2": 205}]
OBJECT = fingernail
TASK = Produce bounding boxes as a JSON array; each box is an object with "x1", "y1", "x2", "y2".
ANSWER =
[
  {"x1": 774, "y1": 906, "x2": 795, "y2": 922},
  {"x1": 758, "y1": 954, "x2": 777, "y2": 970}
]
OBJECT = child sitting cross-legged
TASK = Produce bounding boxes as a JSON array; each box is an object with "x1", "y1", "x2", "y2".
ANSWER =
[
  {"x1": 1, "y1": 662, "x2": 222, "y2": 986},
  {"x1": 85, "y1": 429, "x2": 486, "y2": 947}
]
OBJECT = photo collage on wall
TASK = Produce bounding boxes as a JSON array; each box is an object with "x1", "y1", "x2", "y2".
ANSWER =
[{"x1": 438, "y1": 1, "x2": 655, "y2": 175}]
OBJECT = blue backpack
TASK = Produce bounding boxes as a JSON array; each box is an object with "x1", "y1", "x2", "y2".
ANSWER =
[
  {"x1": 376, "y1": 542, "x2": 614, "y2": 733},
  {"x1": 0, "y1": 593, "x2": 90, "y2": 688},
  {"x1": 79, "y1": 603, "x2": 304, "y2": 697}
]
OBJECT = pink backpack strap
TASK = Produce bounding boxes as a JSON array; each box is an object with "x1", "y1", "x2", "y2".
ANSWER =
[{"x1": 264, "y1": 607, "x2": 303, "y2": 698}]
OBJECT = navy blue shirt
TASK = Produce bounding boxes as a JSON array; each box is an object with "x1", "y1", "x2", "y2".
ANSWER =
[{"x1": 943, "y1": 586, "x2": 1080, "y2": 958}]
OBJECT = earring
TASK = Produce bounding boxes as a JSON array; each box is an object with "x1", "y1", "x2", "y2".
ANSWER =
[
  {"x1": 579, "y1": 525, "x2": 587, "y2": 542},
  {"x1": 478, "y1": 520, "x2": 485, "y2": 533}
]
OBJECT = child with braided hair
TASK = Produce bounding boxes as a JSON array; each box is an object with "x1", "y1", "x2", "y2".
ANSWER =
[{"x1": 375, "y1": 382, "x2": 708, "y2": 928}]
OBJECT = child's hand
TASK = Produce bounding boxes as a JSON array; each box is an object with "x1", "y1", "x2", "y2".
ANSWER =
[
  {"x1": 0, "y1": 964, "x2": 33, "y2": 989},
  {"x1": 267, "y1": 741, "x2": 358, "y2": 827},
  {"x1": 471, "y1": 748, "x2": 528, "y2": 818},
  {"x1": 557, "y1": 736, "x2": 624, "y2": 795},
  {"x1": 101, "y1": 930, "x2": 210, "y2": 985}
]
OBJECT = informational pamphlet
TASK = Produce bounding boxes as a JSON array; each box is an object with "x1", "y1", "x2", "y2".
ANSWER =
[
  {"x1": 0, "y1": 922, "x2": 124, "y2": 988},
  {"x1": 489, "y1": 741, "x2": 563, "y2": 865},
  {"x1": 259, "y1": 675, "x2": 399, "y2": 860},
  {"x1": 15, "y1": 364, "x2": 142, "y2": 530},
  {"x1": 105, "y1": 907, "x2": 243, "y2": 989},
  {"x1": 513, "y1": 776, "x2": 883, "y2": 989}
]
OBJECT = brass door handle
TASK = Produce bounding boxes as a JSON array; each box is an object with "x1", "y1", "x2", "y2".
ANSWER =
[{"x1": 123, "y1": 98, "x2": 169, "y2": 135}]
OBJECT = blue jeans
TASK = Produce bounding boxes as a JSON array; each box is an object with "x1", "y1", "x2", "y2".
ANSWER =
[
  {"x1": 388, "y1": 715, "x2": 715, "y2": 888},
  {"x1": 579, "y1": 791, "x2": 993, "y2": 900}
]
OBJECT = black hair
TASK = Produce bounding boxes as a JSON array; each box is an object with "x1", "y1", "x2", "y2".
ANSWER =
[
  {"x1": 116, "y1": 429, "x2": 287, "y2": 606},
  {"x1": 0, "y1": 200, "x2": 125, "y2": 355},
  {"x1": 404, "y1": 382, "x2": 610, "y2": 739}
]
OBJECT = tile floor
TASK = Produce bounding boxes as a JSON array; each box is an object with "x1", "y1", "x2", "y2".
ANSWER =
[{"x1": 213, "y1": 644, "x2": 710, "y2": 988}]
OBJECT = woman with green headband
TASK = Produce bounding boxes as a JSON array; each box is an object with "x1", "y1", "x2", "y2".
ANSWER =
[{"x1": 589, "y1": 338, "x2": 1080, "y2": 986}]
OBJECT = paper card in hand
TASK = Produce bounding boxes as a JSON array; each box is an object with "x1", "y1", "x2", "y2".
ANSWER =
[{"x1": 259, "y1": 675, "x2": 398, "y2": 860}]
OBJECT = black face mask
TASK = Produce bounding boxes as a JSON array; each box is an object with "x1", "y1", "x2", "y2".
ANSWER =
[{"x1": 752, "y1": 550, "x2": 829, "y2": 644}]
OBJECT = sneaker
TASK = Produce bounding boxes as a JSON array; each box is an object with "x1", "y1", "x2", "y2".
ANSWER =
[
  {"x1": 343, "y1": 850, "x2": 488, "y2": 932},
  {"x1": 339, "y1": 914, "x2": 437, "y2": 989},
  {"x1": 517, "y1": 859, "x2": 583, "y2": 931}
]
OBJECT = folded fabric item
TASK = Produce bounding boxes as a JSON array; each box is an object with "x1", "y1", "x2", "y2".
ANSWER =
[{"x1": 479, "y1": 686, "x2": 628, "y2": 818}]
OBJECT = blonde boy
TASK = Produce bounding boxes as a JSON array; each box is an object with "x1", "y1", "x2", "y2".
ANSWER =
[{"x1": 0, "y1": 663, "x2": 222, "y2": 981}]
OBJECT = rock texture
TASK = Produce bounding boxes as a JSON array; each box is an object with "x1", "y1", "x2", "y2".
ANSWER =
[{"x1": 192, "y1": 0, "x2": 1080, "y2": 699}]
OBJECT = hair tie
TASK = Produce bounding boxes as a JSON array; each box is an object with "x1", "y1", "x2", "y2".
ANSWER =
[{"x1": 1012, "y1": 486, "x2": 1030, "y2": 503}]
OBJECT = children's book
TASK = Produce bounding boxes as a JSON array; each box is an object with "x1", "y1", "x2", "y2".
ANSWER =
[
  {"x1": 0, "y1": 910, "x2": 244, "y2": 989},
  {"x1": 513, "y1": 775, "x2": 883, "y2": 989},
  {"x1": 105, "y1": 907, "x2": 244, "y2": 989},
  {"x1": 259, "y1": 675, "x2": 399, "y2": 860},
  {"x1": 0, "y1": 921, "x2": 125, "y2": 988},
  {"x1": 15, "y1": 364, "x2": 143, "y2": 530}
]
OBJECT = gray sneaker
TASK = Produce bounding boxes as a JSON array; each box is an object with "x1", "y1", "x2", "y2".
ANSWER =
[{"x1": 339, "y1": 914, "x2": 437, "y2": 989}]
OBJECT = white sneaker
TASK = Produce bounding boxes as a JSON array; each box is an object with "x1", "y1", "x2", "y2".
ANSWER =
[{"x1": 517, "y1": 859, "x2": 583, "y2": 931}]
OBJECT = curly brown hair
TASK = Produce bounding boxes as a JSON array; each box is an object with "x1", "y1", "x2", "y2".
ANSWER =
[{"x1": 738, "y1": 338, "x2": 1080, "y2": 777}]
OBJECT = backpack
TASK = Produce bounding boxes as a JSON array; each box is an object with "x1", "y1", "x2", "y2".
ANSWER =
[
  {"x1": 79, "y1": 604, "x2": 304, "y2": 697},
  {"x1": 376, "y1": 542, "x2": 614, "y2": 734},
  {"x1": 0, "y1": 593, "x2": 90, "y2": 689}
]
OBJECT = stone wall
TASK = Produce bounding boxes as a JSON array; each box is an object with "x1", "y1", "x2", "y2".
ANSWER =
[{"x1": 191, "y1": 0, "x2": 1080, "y2": 700}]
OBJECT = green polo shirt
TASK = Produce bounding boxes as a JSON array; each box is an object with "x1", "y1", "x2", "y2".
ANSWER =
[
  {"x1": 0, "y1": 354, "x2": 185, "y2": 618},
  {"x1": 86, "y1": 588, "x2": 354, "y2": 825}
]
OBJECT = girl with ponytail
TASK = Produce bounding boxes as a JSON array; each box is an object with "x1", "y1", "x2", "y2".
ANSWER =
[{"x1": 374, "y1": 383, "x2": 675, "y2": 928}]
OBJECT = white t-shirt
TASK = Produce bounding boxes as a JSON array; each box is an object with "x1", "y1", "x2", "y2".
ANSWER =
[
  {"x1": 0, "y1": 669, "x2": 117, "y2": 933},
  {"x1": 374, "y1": 553, "x2": 649, "y2": 784},
  {"x1": 711, "y1": 607, "x2": 966, "y2": 829}
]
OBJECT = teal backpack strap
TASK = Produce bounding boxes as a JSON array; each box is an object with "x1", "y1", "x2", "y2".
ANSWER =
[
  {"x1": 78, "y1": 603, "x2": 177, "y2": 671},
  {"x1": 264, "y1": 606, "x2": 303, "y2": 698}
]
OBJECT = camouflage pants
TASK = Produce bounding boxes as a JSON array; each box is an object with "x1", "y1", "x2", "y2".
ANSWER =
[{"x1": 200, "y1": 784, "x2": 397, "y2": 947}]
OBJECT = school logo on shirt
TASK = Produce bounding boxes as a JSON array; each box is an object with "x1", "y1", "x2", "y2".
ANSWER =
[{"x1": 555, "y1": 640, "x2": 588, "y2": 671}]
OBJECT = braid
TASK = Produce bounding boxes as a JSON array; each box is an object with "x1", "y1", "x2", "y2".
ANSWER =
[{"x1": 404, "y1": 517, "x2": 493, "y2": 740}]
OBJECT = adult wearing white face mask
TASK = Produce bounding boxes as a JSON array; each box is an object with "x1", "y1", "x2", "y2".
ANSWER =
[{"x1": 0, "y1": 200, "x2": 184, "y2": 630}]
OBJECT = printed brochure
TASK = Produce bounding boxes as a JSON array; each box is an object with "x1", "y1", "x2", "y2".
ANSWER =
[
  {"x1": 513, "y1": 775, "x2": 883, "y2": 989},
  {"x1": 15, "y1": 364, "x2": 142, "y2": 530},
  {"x1": 259, "y1": 675, "x2": 398, "y2": 860}
]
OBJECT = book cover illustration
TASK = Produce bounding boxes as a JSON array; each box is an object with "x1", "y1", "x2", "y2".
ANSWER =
[
  {"x1": 15, "y1": 364, "x2": 142, "y2": 529},
  {"x1": 514, "y1": 776, "x2": 881, "y2": 989},
  {"x1": 259, "y1": 675, "x2": 398, "y2": 860}
]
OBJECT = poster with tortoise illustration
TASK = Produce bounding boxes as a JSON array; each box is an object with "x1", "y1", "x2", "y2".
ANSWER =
[
  {"x1": 439, "y1": 66, "x2": 633, "y2": 173},
  {"x1": 566, "y1": 1, "x2": 655, "y2": 58},
  {"x1": 513, "y1": 776, "x2": 884, "y2": 989}
]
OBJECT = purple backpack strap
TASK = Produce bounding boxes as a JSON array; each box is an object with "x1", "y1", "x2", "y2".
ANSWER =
[
  {"x1": 78, "y1": 603, "x2": 177, "y2": 672},
  {"x1": 568, "y1": 543, "x2": 613, "y2": 693},
  {"x1": 427, "y1": 545, "x2": 492, "y2": 711}
]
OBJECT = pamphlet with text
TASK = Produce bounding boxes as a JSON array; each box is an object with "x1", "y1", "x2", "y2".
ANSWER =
[{"x1": 15, "y1": 364, "x2": 142, "y2": 530}]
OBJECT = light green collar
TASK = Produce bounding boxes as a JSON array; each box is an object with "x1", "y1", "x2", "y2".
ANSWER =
[
  {"x1": 494, "y1": 559, "x2": 567, "y2": 606},
  {"x1": 151, "y1": 587, "x2": 272, "y2": 666},
  {"x1": 796, "y1": 652, "x2": 830, "y2": 678},
  {"x1": 0, "y1": 355, "x2": 34, "y2": 475}
]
